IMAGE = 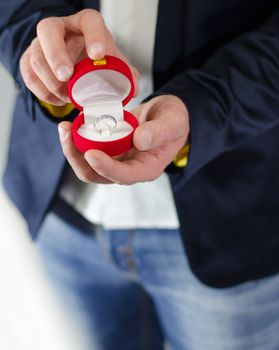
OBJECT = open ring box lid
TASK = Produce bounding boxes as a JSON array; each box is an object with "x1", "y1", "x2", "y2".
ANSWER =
[{"x1": 68, "y1": 55, "x2": 139, "y2": 156}]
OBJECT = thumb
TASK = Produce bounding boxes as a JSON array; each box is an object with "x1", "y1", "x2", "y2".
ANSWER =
[
  {"x1": 133, "y1": 96, "x2": 189, "y2": 151},
  {"x1": 133, "y1": 118, "x2": 182, "y2": 151},
  {"x1": 58, "y1": 121, "x2": 72, "y2": 142}
]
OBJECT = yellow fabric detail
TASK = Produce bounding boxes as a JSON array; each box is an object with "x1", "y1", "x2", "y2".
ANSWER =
[
  {"x1": 173, "y1": 144, "x2": 190, "y2": 168},
  {"x1": 93, "y1": 58, "x2": 107, "y2": 66},
  {"x1": 39, "y1": 100, "x2": 75, "y2": 118}
]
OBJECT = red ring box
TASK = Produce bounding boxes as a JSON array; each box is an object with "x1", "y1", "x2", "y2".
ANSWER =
[{"x1": 68, "y1": 55, "x2": 139, "y2": 156}]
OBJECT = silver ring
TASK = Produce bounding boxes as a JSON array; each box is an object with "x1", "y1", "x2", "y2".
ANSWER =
[{"x1": 93, "y1": 114, "x2": 117, "y2": 136}]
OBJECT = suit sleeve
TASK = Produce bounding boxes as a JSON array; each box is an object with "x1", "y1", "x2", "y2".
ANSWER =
[
  {"x1": 150, "y1": 9, "x2": 279, "y2": 179},
  {"x1": 0, "y1": 0, "x2": 80, "y2": 95}
]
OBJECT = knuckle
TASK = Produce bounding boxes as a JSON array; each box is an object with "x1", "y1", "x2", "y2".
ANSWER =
[
  {"x1": 78, "y1": 9, "x2": 104, "y2": 29},
  {"x1": 79, "y1": 8, "x2": 100, "y2": 20},
  {"x1": 37, "y1": 17, "x2": 50, "y2": 34},
  {"x1": 23, "y1": 68, "x2": 37, "y2": 87},
  {"x1": 30, "y1": 54, "x2": 44, "y2": 71},
  {"x1": 29, "y1": 40, "x2": 44, "y2": 68},
  {"x1": 37, "y1": 17, "x2": 59, "y2": 34}
]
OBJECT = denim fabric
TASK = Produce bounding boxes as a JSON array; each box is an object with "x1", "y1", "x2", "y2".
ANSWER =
[{"x1": 37, "y1": 213, "x2": 279, "y2": 350}]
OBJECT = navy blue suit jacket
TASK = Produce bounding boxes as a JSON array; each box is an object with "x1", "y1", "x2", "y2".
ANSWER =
[{"x1": 1, "y1": 0, "x2": 279, "y2": 287}]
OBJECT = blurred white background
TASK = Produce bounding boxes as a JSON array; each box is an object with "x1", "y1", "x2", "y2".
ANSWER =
[{"x1": 0, "y1": 64, "x2": 84, "y2": 350}]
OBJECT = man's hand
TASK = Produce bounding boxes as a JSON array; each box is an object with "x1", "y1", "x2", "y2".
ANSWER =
[
  {"x1": 58, "y1": 95, "x2": 189, "y2": 184},
  {"x1": 19, "y1": 9, "x2": 139, "y2": 106}
]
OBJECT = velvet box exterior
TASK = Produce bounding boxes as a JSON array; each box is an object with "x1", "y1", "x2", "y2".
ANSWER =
[{"x1": 68, "y1": 55, "x2": 138, "y2": 156}]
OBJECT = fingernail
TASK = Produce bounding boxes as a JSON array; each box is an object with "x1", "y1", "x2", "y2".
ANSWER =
[
  {"x1": 139, "y1": 130, "x2": 152, "y2": 150},
  {"x1": 89, "y1": 42, "x2": 104, "y2": 59},
  {"x1": 56, "y1": 65, "x2": 73, "y2": 81},
  {"x1": 58, "y1": 126, "x2": 69, "y2": 142}
]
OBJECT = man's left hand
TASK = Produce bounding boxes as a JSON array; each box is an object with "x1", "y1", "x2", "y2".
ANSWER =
[{"x1": 58, "y1": 95, "x2": 189, "y2": 185}]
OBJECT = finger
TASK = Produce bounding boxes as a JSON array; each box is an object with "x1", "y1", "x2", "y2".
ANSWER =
[
  {"x1": 69, "y1": 10, "x2": 140, "y2": 95},
  {"x1": 37, "y1": 17, "x2": 74, "y2": 81},
  {"x1": 66, "y1": 9, "x2": 107, "y2": 60},
  {"x1": 58, "y1": 122, "x2": 111, "y2": 184},
  {"x1": 70, "y1": 9, "x2": 139, "y2": 96},
  {"x1": 70, "y1": 10, "x2": 140, "y2": 95},
  {"x1": 84, "y1": 150, "x2": 163, "y2": 185},
  {"x1": 29, "y1": 39, "x2": 69, "y2": 103},
  {"x1": 133, "y1": 109, "x2": 188, "y2": 151},
  {"x1": 20, "y1": 49, "x2": 66, "y2": 106}
]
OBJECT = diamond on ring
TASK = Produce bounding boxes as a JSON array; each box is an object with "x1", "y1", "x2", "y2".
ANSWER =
[{"x1": 93, "y1": 114, "x2": 117, "y2": 137}]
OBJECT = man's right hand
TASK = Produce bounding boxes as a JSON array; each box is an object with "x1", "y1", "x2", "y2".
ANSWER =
[{"x1": 19, "y1": 9, "x2": 139, "y2": 106}]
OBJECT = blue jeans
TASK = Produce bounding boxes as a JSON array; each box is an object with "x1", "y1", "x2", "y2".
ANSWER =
[{"x1": 37, "y1": 212, "x2": 279, "y2": 350}]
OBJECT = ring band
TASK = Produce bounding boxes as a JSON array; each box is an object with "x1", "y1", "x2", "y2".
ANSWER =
[
  {"x1": 94, "y1": 114, "x2": 117, "y2": 129},
  {"x1": 93, "y1": 114, "x2": 117, "y2": 136}
]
